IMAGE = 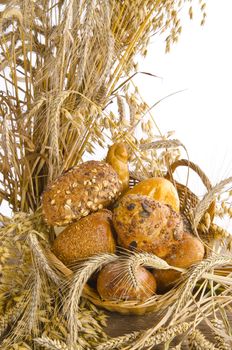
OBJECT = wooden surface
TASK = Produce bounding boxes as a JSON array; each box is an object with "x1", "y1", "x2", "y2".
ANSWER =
[{"x1": 105, "y1": 311, "x2": 232, "y2": 349}]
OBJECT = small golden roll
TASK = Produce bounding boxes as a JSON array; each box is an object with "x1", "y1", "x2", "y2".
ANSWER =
[
  {"x1": 52, "y1": 210, "x2": 116, "y2": 266},
  {"x1": 97, "y1": 261, "x2": 156, "y2": 301},
  {"x1": 127, "y1": 177, "x2": 180, "y2": 212},
  {"x1": 113, "y1": 194, "x2": 183, "y2": 258},
  {"x1": 153, "y1": 231, "x2": 205, "y2": 292},
  {"x1": 106, "y1": 142, "x2": 129, "y2": 193}
]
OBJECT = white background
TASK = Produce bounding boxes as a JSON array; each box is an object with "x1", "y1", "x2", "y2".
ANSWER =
[{"x1": 135, "y1": 1, "x2": 232, "y2": 194}]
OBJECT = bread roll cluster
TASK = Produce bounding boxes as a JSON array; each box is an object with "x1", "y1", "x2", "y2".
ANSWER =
[{"x1": 42, "y1": 143, "x2": 205, "y2": 302}]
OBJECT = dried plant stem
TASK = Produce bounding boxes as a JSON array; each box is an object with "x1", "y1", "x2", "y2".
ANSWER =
[
  {"x1": 97, "y1": 323, "x2": 190, "y2": 350},
  {"x1": 175, "y1": 255, "x2": 232, "y2": 312},
  {"x1": 64, "y1": 254, "x2": 118, "y2": 346},
  {"x1": 28, "y1": 231, "x2": 62, "y2": 285},
  {"x1": 193, "y1": 177, "x2": 232, "y2": 229}
]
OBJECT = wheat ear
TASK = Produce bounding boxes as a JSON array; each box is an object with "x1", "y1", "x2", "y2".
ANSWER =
[
  {"x1": 63, "y1": 253, "x2": 118, "y2": 347},
  {"x1": 28, "y1": 232, "x2": 62, "y2": 285},
  {"x1": 175, "y1": 255, "x2": 232, "y2": 312},
  {"x1": 192, "y1": 176, "x2": 232, "y2": 230},
  {"x1": 34, "y1": 336, "x2": 69, "y2": 350},
  {"x1": 188, "y1": 329, "x2": 218, "y2": 350}
]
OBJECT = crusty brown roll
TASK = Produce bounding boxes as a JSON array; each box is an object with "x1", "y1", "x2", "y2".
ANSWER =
[
  {"x1": 42, "y1": 160, "x2": 121, "y2": 226},
  {"x1": 51, "y1": 210, "x2": 116, "y2": 266},
  {"x1": 153, "y1": 231, "x2": 205, "y2": 292},
  {"x1": 127, "y1": 177, "x2": 180, "y2": 212},
  {"x1": 106, "y1": 142, "x2": 129, "y2": 193},
  {"x1": 97, "y1": 261, "x2": 156, "y2": 301},
  {"x1": 113, "y1": 194, "x2": 183, "y2": 258}
]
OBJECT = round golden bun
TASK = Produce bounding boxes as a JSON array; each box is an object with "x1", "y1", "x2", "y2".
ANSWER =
[
  {"x1": 42, "y1": 160, "x2": 121, "y2": 226},
  {"x1": 127, "y1": 177, "x2": 180, "y2": 212},
  {"x1": 106, "y1": 142, "x2": 129, "y2": 193},
  {"x1": 153, "y1": 231, "x2": 205, "y2": 292},
  {"x1": 52, "y1": 210, "x2": 116, "y2": 266},
  {"x1": 97, "y1": 261, "x2": 156, "y2": 301},
  {"x1": 113, "y1": 194, "x2": 183, "y2": 258}
]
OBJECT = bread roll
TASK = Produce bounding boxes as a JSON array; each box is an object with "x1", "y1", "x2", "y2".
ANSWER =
[
  {"x1": 113, "y1": 194, "x2": 183, "y2": 258},
  {"x1": 42, "y1": 160, "x2": 121, "y2": 226},
  {"x1": 153, "y1": 231, "x2": 205, "y2": 292},
  {"x1": 97, "y1": 261, "x2": 156, "y2": 301},
  {"x1": 127, "y1": 177, "x2": 180, "y2": 212},
  {"x1": 52, "y1": 210, "x2": 116, "y2": 265},
  {"x1": 106, "y1": 142, "x2": 129, "y2": 193}
]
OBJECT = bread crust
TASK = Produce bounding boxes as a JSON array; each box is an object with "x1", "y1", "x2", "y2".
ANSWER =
[
  {"x1": 153, "y1": 231, "x2": 205, "y2": 292},
  {"x1": 106, "y1": 142, "x2": 129, "y2": 193},
  {"x1": 42, "y1": 160, "x2": 121, "y2": 226},
  {"x1": 97, "y1": 261, "x2": 157, "y2": 301},
  {"x1": 127, "y1": 177, "x2": 180, "y2": 212},
  {"x1": 113, "y1": 194, "x2": 183, "y2": 258},
  {"x1": 52, "y1": 210, "x2": 116, "y2": 265}
]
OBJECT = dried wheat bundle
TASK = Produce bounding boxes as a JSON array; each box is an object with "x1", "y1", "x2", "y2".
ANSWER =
[{"x1": 0, "y1": 0, "x2": 206, "y2": 212}]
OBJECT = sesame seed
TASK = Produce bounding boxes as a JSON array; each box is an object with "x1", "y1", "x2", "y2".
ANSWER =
[
  {"x1": 66, "y1": 190, "x2": 71, "y2": 194},
  {"x1": 87, "y1": 201, "x2": 93, "y2": 207},
  {"x1": 73, "y1": 183, "x2": 78, "y2": 188},
  {"x1": 82, "y1": 210, "x2": 89, "y2": 216},
  {"x1": 66, "y1": 199, "x2": 72, "y2": 205},
  {"x1": 92, "y1": 169, "x2": 97, "y2": 173},
  {"x1": 103, "y1": 180, "x2": 108, "y2": 187},
  {"x1": 94, "y1": 198, "x2": 98, "y2": 203},
  {"x1": 92, "y1": 179, "x2": 96, "y2": 184},
  {"x1": 98, "y1": 204, "x2": 103, "y2": 209},
  {"x1": 51, "y1": 200, "x2": 55, "y2": 205},
  {"x1": 84, "y1": 180, "x2": 88, "y2": 185},
  {"x1": 57, "y1": 190, "x2": 61, "y2": 194}
]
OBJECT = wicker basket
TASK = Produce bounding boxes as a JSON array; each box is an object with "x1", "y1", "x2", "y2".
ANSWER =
[{"x1": 47, "y1": 159, "x2": 217, "y2": 315}]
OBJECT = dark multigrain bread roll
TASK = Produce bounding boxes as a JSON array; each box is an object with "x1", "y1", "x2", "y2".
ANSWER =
[
  {"x1": 113, "y1": 194, "x2": 183, "y2": 258},
  {"x1": 52, "y1": 210, "x2": 116, "y2": 266},
  {"x1": 42, "y1": 160, "x2": 121, "y2": 226}
]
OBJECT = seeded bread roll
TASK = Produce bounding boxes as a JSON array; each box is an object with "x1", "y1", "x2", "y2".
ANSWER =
[
  {"x1": 153, "y1": 231, "x2": 205, "y2": 292},
  {"x1": 52, "y1": 210, "x2": 116, "y2": 266},
  {"x1": 113, "y1": 194, "x2": 183, "y2": 258},
  {"x1": 42, "y1": 160, "x2": 121, "y2": 226},
  {"x1": 127, "y1": 177, "x2": 180, "y2": 212},
  {"x1": 97, "y1": 261, "x2": 156, "y2": 301}
]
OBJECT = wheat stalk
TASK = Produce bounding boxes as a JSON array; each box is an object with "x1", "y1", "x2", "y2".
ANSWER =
[
  {"x1": 63, "y1": 253, "x2": 118, "y2": 346},
  {"x1": 28, "y1": 231, "x2": 63, "y2": 285},
  {"x1": 175, "y1": 255, "x2": 232, "y2": 313},
  {"x1": 192, "y1": 177, "x2": 232, "y2": 230}
]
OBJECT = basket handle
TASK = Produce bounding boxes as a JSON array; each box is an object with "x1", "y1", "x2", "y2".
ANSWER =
[
  {"x1": 166, "y1": 159, "x2": 212, "y2": 191},
  {"x1": 166, "y1": 159, "x2": 215, "y2": 221}
]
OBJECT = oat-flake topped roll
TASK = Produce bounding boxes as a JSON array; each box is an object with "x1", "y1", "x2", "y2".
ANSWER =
[{"x1": 42, "y1": 160, "x2": 121, "y2": 226}]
